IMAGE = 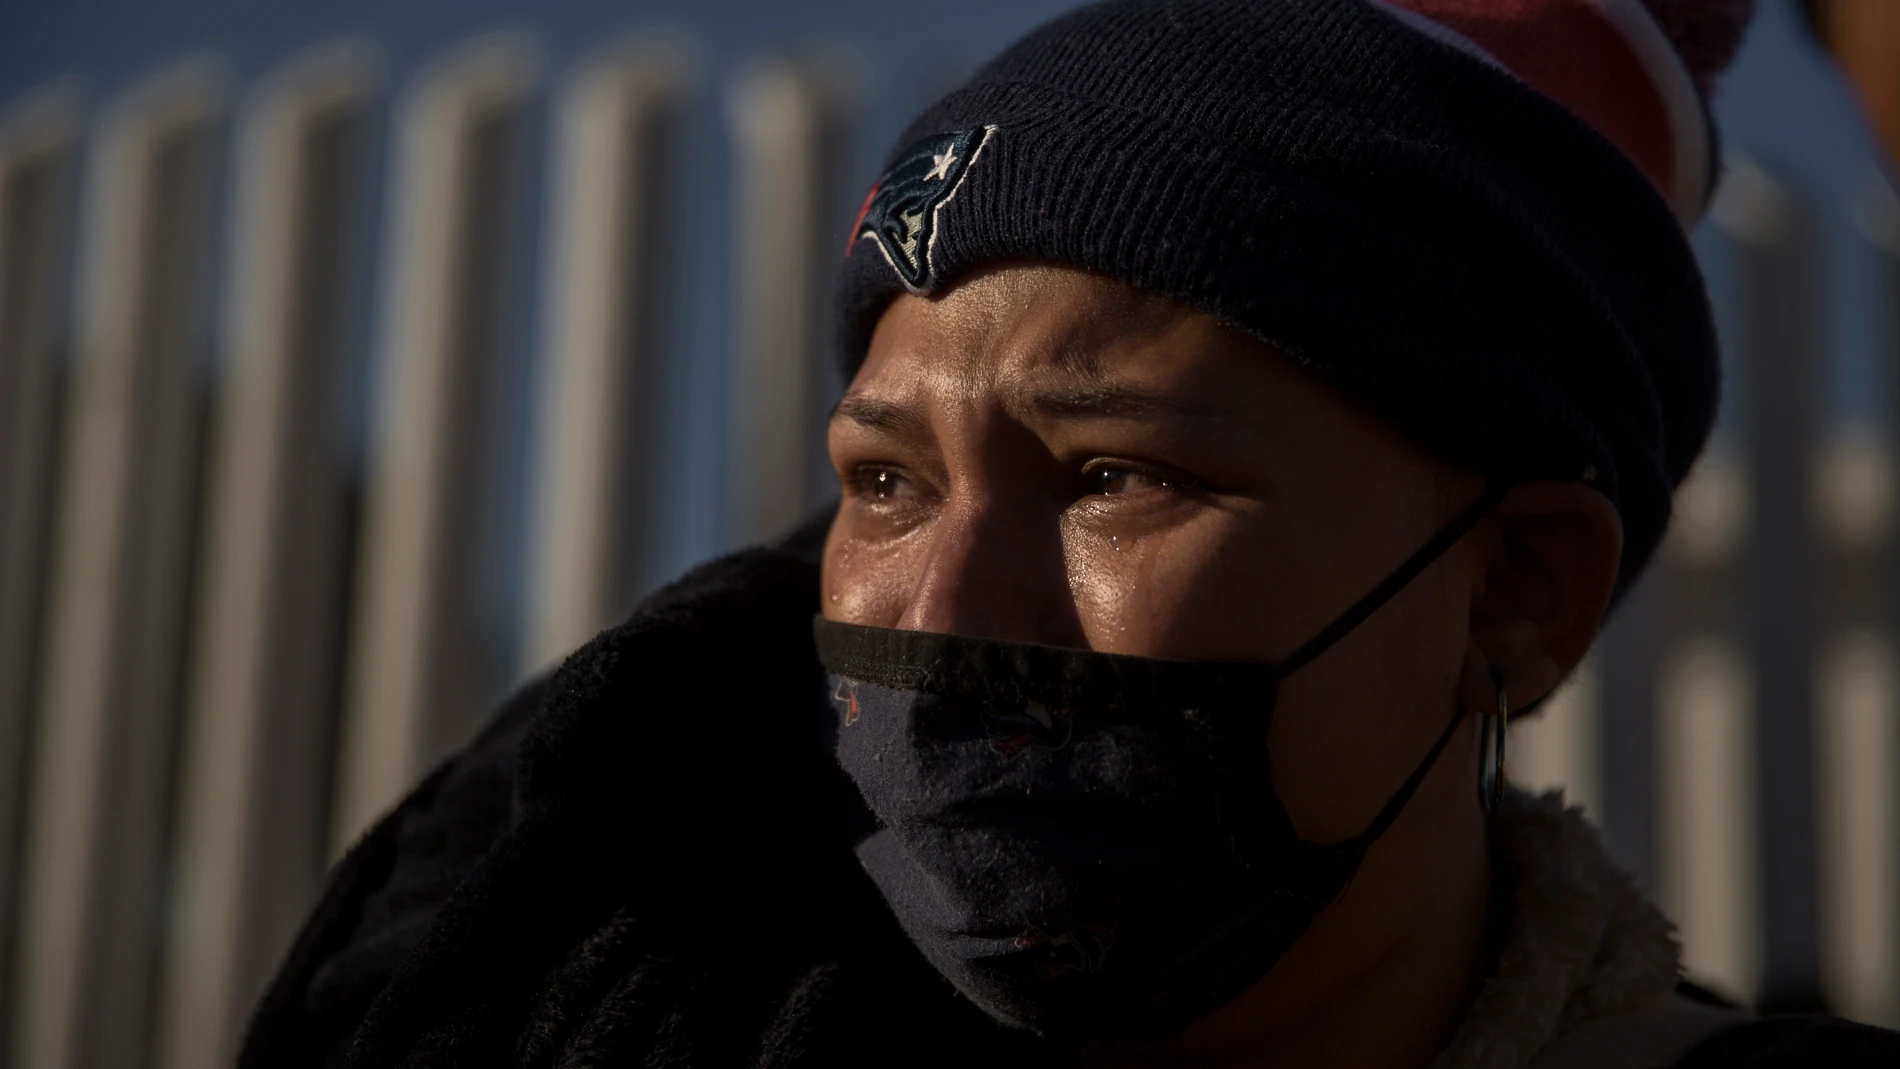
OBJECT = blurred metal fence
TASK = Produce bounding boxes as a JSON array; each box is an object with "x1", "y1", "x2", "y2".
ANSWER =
[
  {"x1": 1514, "y1": 156, "x2": 1900, "y2": 1022},
  {"x1": 0, "y1": 31, "x2": 1896, "y2": 1069}
]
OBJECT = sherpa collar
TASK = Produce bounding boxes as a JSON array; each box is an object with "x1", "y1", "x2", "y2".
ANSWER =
[{"x1": 1433, "y1": 790, "x2": 1684, "y2": 1069}]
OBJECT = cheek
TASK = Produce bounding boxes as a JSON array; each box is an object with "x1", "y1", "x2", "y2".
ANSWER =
[
  {"x1": 1054, "y1": 498, "x2": 1472, "y2": 843},
  {"x1": 821, "y1": 520, "x2": 925, "y2": 626},
  {"x1": 1059, "y1": 502, "x2": 1299, "y2": 661},
  {"x1": 1269, "y1": 576, "x2": 1470, "y2": 842}
]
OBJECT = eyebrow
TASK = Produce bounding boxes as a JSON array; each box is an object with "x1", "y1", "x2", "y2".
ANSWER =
[
  {"x1": 831, "y1": 394, "x2": 930, "y2": 437},
  {"x1": 830, "y1": 383, "x2": 1253, "y2": 436},
  {"x1": 1026, "y1": 385, "x2": 1246, "y2": 426}
]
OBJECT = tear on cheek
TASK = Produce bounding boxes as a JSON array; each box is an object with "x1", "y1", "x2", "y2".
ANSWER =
[
  {"x1": 1063, "y1": 538, "x2": 1147, "y2": 649},
  {"x1": 822, "y1": 540, "x2": 922, "y2": 628}
]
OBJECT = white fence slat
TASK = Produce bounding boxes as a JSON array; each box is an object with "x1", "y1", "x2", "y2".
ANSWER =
[
  {"x1": 523, "y1": 37, "x2": 691, "y2": 672},
  {"x1": 0, "y1": 82, "x2": 83, "y2": 1057},
  {"x1": 1508, "y1": 659, "x2": 1602, "y2": 822},
  {"x1": 723, "y1": 53, "x2": 857, "y2": 549},
  {"x1": 330, "y1": 36, "x2": 537, "y2": 856},
  {"x1": 152, "y1": 42, "x2": 376, "y2": 1069},
  {"x1": 1657, "y1": 636, "x2": 1764, "y2": 1002},
  {"x1": 12, "y1": 57, "x2": 224, "y2": 1069},
  {"x1": 1814, "y1": 627, "x2": 1900, "y2": 1026}
]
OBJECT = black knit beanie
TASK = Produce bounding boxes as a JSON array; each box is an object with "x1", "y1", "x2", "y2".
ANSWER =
[{"x1": 834, "y1": 0, "x2": 1755, "y2": 593}]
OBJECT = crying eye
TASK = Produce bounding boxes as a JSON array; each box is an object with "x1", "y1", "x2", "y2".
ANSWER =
[
  {"x1": 1082, "y1": 464, "x2": 1201, "y2": 497},
  {"x1": 849, "y1": 465, "x2": 918, "y2": 501},
  {"x1": 1087, "y1": 467, "x2": 1152, "y2": 495}
]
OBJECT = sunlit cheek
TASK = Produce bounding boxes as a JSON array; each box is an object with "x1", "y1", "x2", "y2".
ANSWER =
[
  {"x1": 1063, "y1": 509, "x2": 1279, "y2": 660},
  {"x1": 1063, "y1": 525, "x2": 1139, "y2": 651},
  {"x1": 823, "y1": 524, "x2": 929, "y2": 627}
]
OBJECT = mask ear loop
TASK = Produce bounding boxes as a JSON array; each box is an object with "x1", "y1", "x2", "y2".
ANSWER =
[
  {"x1": 1478, "y1": 663, "x2": 1508, "y2": 813},
  {"x1": 1270, "y1": 481, "x2": 1510, "y2": 851},
  {"x1": 1276, "y1": 481, "x2": 1510, "y2": 679}
]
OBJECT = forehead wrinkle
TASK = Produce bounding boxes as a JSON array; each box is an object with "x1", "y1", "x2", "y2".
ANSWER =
[
  {"x1": 933, "y1": 265, "x2": 1194, "y2": 395},
  {"x1": 1036, "y1": 301, "x2": 1183, "y2": 383},
  {"x1": 1000, "y1": 310, "x2": 1272, "y2": 433},
  {"x1": 857, "y1": 269, "x2": 1277, "y2": 445},
  {"x1": 1047, "y1": 326, "x2": 1106, "y2": 382}
]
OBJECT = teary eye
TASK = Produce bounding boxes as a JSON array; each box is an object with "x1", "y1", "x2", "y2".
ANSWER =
[
  {"x1": 849, "y1": 465, "x2": 912, "y2": 500},
  {"x1": 1088, "y1": 467, "x2": 1149, "y2": 495},
  {"x1": 1082, "y1": 463, "x2": 1200, "y2": 496}
]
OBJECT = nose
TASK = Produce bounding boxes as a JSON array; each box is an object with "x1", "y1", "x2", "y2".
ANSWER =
[{"x1": 897, "y1": 487, "x2": 1085, "y2": 647}]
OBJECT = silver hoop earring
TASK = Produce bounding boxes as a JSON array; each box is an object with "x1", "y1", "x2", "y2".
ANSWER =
[{"x1": 1478, "y1": 665, "x2": 1508, "y2": 813}]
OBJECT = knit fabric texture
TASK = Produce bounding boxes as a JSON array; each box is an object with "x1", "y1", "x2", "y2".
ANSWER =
[{"x1": 834, "y1": 0, "x2": 1722, "y2": 594}]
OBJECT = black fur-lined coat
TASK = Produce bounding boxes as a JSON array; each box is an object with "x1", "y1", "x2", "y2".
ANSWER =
[{"x1": 240, "y1": 533, "x2": 1900, "y2": 1068}]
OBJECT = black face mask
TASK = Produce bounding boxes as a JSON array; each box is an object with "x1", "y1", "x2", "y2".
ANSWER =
[{"x1": 812, "y1": 484, "x2": 1507, "y2": 1038}]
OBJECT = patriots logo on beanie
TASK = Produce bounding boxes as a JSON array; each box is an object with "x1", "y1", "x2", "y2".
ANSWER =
[{"x1": 849, "y1": 125, "x2": 995, "y2": 292}]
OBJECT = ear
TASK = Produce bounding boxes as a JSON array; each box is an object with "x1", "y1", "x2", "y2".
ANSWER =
[{"x1": 1457, "y1": 479, "x2": 1623, "y2": 714}]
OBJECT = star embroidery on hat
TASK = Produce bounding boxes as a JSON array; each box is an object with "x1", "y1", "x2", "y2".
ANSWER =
[{"x1": 924, "y1": 147, "x2": 958, "y2": 182}]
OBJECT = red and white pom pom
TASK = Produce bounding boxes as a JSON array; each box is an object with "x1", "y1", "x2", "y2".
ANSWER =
[
  {"x1": 1637, "y1": 0, "x2": 1757, "y2": 95},
  {"x1": 1368, "y1": 0, "x2": 1757, "y2": 227}
]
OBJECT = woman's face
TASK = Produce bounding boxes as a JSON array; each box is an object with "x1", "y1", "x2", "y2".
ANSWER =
[{"x1": 820, "y1": 263, "x2": 1620, "y2": 1047}]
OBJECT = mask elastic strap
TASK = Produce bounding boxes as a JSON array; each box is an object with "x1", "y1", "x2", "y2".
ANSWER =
[
  {"x1": 1355, "y1": 703, "x2": 1468, "y2": 848},
  {"x1": 1275, "y1": 481, "x2": 1510, "y2": 679}
]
